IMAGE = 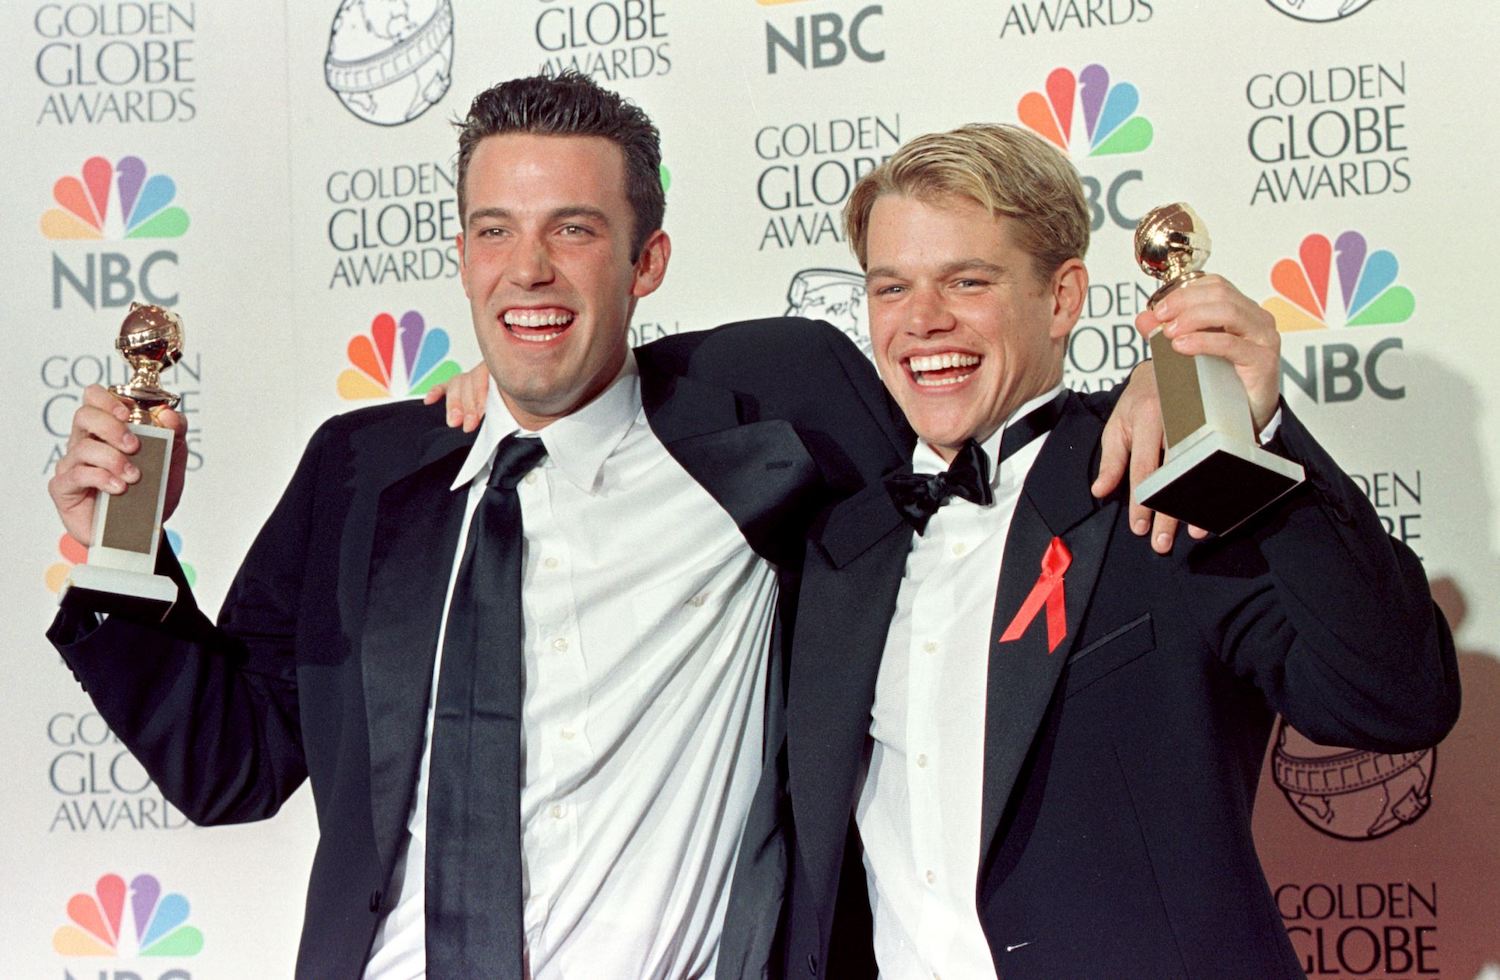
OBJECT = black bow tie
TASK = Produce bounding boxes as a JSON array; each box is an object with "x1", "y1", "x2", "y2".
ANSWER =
[
  {"x1": 884, "y1": 391, "x2": 1067, "y2": 534},
  {"x1": 885, "y1": 439, "x2": 993, "y2": 534}
]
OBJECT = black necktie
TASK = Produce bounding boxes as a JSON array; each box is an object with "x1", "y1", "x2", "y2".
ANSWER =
[
  {"x1": 885, "y1": 392, "x2": 1066, "y2": 534},
  {"x1": 426, "y1": 433, "x2": 547, "y2": 978}
]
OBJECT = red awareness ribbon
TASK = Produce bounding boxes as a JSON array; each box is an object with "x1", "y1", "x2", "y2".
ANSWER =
[{"x1": 998, "y1": 536, "x2": 1072, "y2": 653}]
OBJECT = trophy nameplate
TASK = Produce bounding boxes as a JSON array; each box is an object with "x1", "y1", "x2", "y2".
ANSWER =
[
  {"x1": 59, "y1": 302, "x2": 184, "y2": 619},
  {"x1": 1133, "y1": 203, "x2": 1304, "y2": 536}
]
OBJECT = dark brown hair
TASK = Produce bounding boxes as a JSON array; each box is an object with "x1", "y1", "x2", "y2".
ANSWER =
[{"x1": 455, "y1": 72, "x2": 665, "y2": 260}]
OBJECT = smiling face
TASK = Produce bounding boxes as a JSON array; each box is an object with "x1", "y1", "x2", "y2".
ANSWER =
[
  {"x1": 865, "y1": 192, "x2": 1086, "y2": 461},
  {"x1": 457, "y1": 132, "x2": 669, "y2": 430}
]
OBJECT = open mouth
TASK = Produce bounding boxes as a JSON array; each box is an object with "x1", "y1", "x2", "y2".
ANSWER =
[
  {"x1": 503, "y1": 308, "x2": 575, "y2": 343},
  {"x1": 906, "y1": 352, "x2": 980, "y2": 388}
]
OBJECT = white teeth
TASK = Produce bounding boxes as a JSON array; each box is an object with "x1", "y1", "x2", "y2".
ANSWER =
[
  {"x1": 915, "y1": 373, "x2": 971, "y2": 387},
  {"x1": 503, "y1": 310, "x2": 574, "y2": 328},
  {"x1": 908, "y1": 352, "x2": 980, "y2": 373},
  {"x1": 514, "y1": 330, "x2": 564, "y2": 343}
]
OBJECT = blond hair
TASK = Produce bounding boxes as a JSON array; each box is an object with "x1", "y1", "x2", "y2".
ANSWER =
[{"x1": 844, "y1": 123, "x2": 1090, "y2": 279}]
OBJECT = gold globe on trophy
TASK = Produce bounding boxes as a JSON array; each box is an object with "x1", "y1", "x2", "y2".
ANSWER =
[
  {"x1": 1135, "y1": 202, "x2": 1212, "y2": 307},
  {"x1": 58, "y1": 302, "x2": 185, "y2": 618},
  {"x1": 111, "y1": 302, "x2": 184, "y2": 423},
  {"x1": 1132, "y1": 203, "x2": 1304, "y2": 535}
]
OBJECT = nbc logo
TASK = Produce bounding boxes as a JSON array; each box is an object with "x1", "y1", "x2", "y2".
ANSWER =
[
  {"x1": 41, "y1": 157, "x2": 189, "y2": 241},
  {"x1": 47, "y1": 530, "x2": 195, "y2": 594},
  {"x1": 761, "y1": 0, "x2": 883, "y2": 74},
  {"x1": 338, "y1": 310, "x2": 462, "y2": 399},
  {"x1": 53, "y1": 873, "x2": 203, "y2": 957},
  {"x1": 1264, "y1": 231, "x2": 1415, "y2": 332},
  {"x1": 1018, "y1": 65, "x2": 1153, "y2": 157}
]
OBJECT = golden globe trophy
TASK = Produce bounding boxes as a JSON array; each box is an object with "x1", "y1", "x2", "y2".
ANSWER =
[
  {"x1": 59, "y1": 302, "x2": 184, "y2": 618},
  {"x1": 1133, "y1": 203, "x2": 1304, "y2": 535}
]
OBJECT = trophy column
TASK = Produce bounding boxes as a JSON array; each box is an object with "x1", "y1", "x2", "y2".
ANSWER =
[
  {"x1": 59, "y1": 303, "x2": 185, "y2": 619},
  {"x1": 1133, "y1": 203, "x2": 1305, "y2": 535}
]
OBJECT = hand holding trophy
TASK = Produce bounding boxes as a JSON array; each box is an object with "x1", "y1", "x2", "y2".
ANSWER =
[
  {"x1": 1132, "y1": 204, "x2": 1304, "y2": 535},
  {"x1": 58, "y1": 302, "x2": 185, "y2": 618}
]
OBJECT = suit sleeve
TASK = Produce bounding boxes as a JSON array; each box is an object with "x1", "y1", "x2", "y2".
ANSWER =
[
  {"x1": 1186, "y1": 400, "x2": 1459, "y2": 751},
  {"x1": 808, "y1": 320, "x2": 912, "y2": 486},
  {"x1": 676, "y1": 316, "x2": 910, "y2": 484},
  {"x1": 44, "y1": 425, "x2": 330, "y2": 825}
]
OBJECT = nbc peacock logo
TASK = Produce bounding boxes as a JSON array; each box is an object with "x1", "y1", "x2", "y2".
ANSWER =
[
  {"x1": 1263, "y1": 231, "x2": 1415, "y2": 332},
  {"x1": 1018, "y1": 64, "x2": 1153, "y2": 157},
  {"x1": 41, "y1": 156, "x2": 189, "y2": 241},
  {"x1": 53, "y1": 873, "x2": 204, "y2": 957},
  {"x1": 338, "y1": 309, "x2": 462, "y2": 399},
  {"x1": 46, "y1": 530, "x2": 195, "y2": 594}
]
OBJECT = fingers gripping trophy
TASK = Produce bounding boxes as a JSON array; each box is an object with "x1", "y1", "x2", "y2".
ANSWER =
[
  {"x1": 59, "y1": 302, "x2": 184, "y2": 618},
  {"x1": 1133, "y1": 204, "x2": 1304, "y2": 535}
]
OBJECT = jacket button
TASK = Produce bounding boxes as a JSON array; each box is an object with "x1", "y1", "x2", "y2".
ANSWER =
[
  {"x1": 807, "y1": 952, "x2": 818, "y2": 974},
  {"x1": 369, "y1": 890, "x2": 382, "y2": 912}
]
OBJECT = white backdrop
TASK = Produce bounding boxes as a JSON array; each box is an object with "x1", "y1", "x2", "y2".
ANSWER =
[{"x1": 4, "y1": 1, "x2": 1497, "y2": 976}]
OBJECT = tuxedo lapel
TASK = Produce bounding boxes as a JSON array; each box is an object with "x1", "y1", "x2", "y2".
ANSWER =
[
  {"x1": 361, "y1": 426, "x2": 475, "y2": 871},
  {"x1": 788, "y1": 481, "x2": 912, "y2": 903},
  {"x1": 978, "y1": 396, "x2": 1119, "y2": 863},
  {"x1": 643, "y1": 370, "x2": 823, "y2": 565},
  {"x1": 639, "y1": 365, "x2": 741, "y2": 441}
]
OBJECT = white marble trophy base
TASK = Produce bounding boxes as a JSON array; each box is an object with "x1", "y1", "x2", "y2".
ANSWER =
[
  {"x1": 1136, "y1": 426, "x2": 1306, "y2": 537},
  {"x1": 60, "y1": 563, "x2": 177, "y2": 619}
]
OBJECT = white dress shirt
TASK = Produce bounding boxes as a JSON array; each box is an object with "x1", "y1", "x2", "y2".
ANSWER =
[
  {"x1": 365, "y1": 351, "x2": 774, "y2": 979},
  {"x1": 855, "y1": 387, "x2": 1062, "y2": 980}
]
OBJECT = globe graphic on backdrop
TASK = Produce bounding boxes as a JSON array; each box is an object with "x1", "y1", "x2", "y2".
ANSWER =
[
  {"x1": 325, "y1": 0, "x2": 454, "y2": 127},
  {"x1": 785, "y1": 269, "x2": 872, "y2": 358},
  {"x1": 1271, "y1": 718, "x2": 1435, "y2": 840},
  {"x1": 1264, "y1": 0, "x2": 1377, "y2": 22}
]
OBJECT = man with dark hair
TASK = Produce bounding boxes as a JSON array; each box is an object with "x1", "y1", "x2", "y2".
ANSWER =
[
  {"x1": 48, "y1": 78, "x2": 1159, "y2": 978},
  {"x1": 48, "y1": 70, "x2": 907, "y2": 979}
]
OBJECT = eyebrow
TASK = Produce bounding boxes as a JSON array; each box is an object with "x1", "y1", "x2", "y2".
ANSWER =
[
  {"x1": 465, "y1": 205, "x2": 613, "y2": 228},
  {"x1": 865, "y1": 258, "x2": 1008, "y2": 281}
]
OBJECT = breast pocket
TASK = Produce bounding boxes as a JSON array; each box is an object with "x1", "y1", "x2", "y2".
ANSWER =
[{"x1": 1062, "y1": 613, "x2": 1155, "y2": 699}]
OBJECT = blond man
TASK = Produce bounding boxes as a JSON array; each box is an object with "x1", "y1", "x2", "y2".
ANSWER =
[{"x1": 777, "y1": 124, "x2": 1457, "y2": 979}]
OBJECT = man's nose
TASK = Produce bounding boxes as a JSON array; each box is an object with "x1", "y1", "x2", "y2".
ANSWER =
[
  {"x1": 907, "y1": 286, "x2": 954, "y2": 336},
  {"x1": 507, "y1": 234, "x2": 555, "y2": 289}
]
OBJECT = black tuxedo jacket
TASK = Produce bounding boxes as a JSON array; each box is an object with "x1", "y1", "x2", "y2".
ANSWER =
[
  {"x1": 782, "y1": 392, "x2": 1459, "y2": 979},
  {"x1": 48, "y1": 318, "x2": 909, "y2": 979}
]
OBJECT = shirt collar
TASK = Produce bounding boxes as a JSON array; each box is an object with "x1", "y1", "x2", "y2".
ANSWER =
[
  {"x1": 910, "y1": 384, "x2": 1065, "y2": 487},
  {"x1": 451, "y1": 350, "x2": 643, "y2": 493}
]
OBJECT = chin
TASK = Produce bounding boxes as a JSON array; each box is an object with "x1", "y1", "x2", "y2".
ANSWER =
[{"x1": 911, "y1": 413, "x2": 976, "y2": 447}]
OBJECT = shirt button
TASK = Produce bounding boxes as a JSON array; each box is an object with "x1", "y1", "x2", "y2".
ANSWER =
[
  {"x1": 690, "y1": 593, "x2": 708, "y2": 607},
  {"x1": 952, "y1": 542, "x2": 967, "y2": 556},
  {"x1": 925, "y1": 870, "x2": 936, "y2": 885},
  {"x1": 552, "y1": 637, "x2": 569, "y2": 653},
  {"x1": 544, "y1": 556, "x2": 560, "y2": 570},
  {"x1": 916, "y1": 754, "x2": 928, "y2": 768},
  {"x1": 922, "y1": 640, "x2": 938, "y2": 654},
  {"x1": 560, "y1": 727, "x2": 576, "y2": 741},
  {"x1": 524, "y1": 471, "x2": 539, "y2": 485},
  {"x1": 551, "y1": 804, "x2": 566, "y2": 819}
]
